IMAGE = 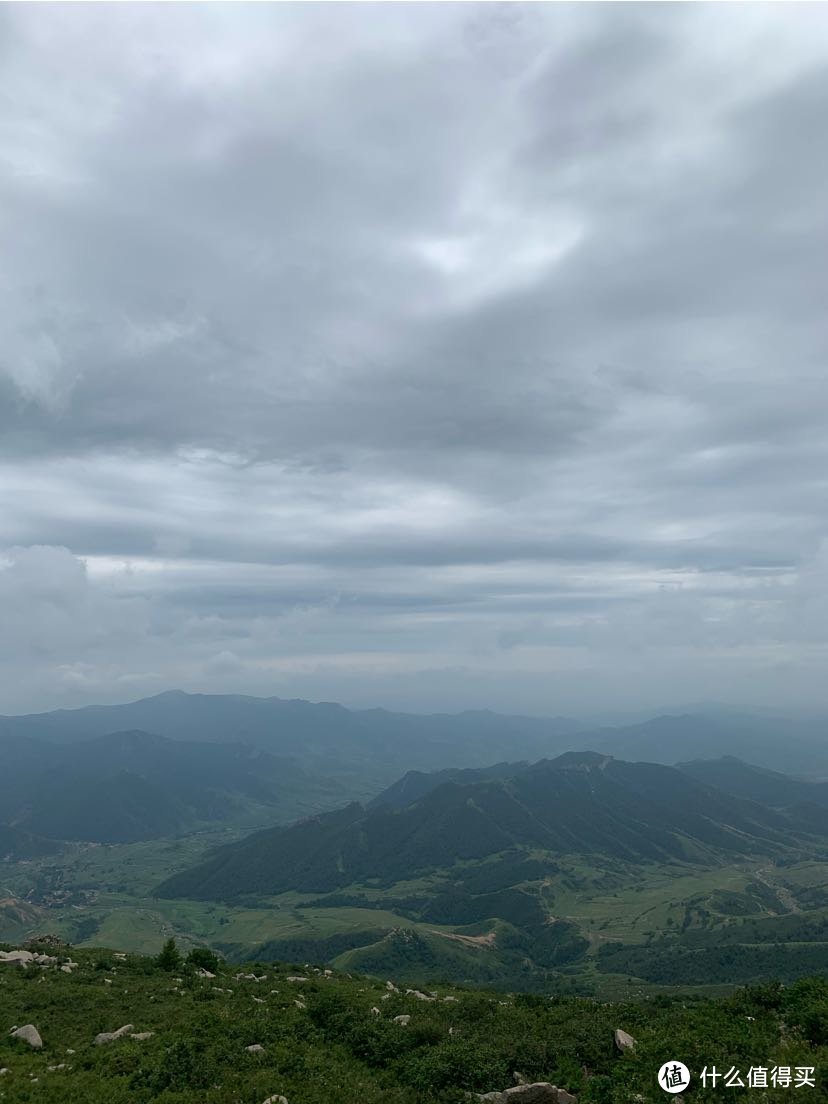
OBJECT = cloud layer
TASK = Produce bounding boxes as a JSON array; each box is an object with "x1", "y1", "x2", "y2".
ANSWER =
[{"x1": 2, "y1": 4, "x2": 828, "y2": 714}]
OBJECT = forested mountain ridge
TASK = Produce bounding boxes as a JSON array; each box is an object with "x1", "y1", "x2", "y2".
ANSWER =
[
  {"x1": 158, "y1": 752, "x2": 828, "y2": 902},
  {"x1": 368, "y1": 761, "x2": 527, "y2": 810}
]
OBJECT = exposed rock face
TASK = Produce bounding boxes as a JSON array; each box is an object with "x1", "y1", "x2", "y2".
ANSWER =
[
  {"x1": 504, "y1": 1086, "x2": 561, "y2": 1103},
  {"x1": 94, "y1": 1024, "x2": 134, "y2": 1045},
  {"x1": 393, "y1": 1015, "x2": 411, "y2": 1025},
  {"x1": 11, "y1": 1025, "x2": 43, "y2": 1049},
  {"x1": 130, "y1": 1032, "x2": 154, "y2": 1041},
  {"x1": 477, "y1": 1084, "x2": 577, "y2": 1104},
  {"x1": 614, "y1": 1028, "x2": 636, "y2": 1052},
  {"x1": 196, "y1": 968, "x2": 215, "y2": 978}
]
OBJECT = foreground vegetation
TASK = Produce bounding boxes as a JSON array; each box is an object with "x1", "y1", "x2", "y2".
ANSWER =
[{"x1": 0, "y1": 940, "x2": 827, "y2": 1102}]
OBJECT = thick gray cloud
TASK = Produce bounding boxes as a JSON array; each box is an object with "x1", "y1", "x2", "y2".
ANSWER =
[{"x1": 1, "y1": 4, "x2": 828, "y2": 715}]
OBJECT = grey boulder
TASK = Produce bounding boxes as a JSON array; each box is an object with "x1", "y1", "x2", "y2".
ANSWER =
[
  {"x1": 11, "y1": 1025, "x2": 43, "y2": 1049},
  {"x1": 94, "y1": 1024, "x2": 134, "y2": 1046},
  {"x1": 614, "y1": 1029, "x2": 636, "y2": 1052}
]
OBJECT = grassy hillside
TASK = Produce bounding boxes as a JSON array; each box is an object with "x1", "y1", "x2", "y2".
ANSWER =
[{"x1": 0, "y1": 940, "x2": 826, "y2": 1102}]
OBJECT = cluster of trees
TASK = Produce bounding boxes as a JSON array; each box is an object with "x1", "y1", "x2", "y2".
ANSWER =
[
  {"x1": 155, "y1": 938, "x2": 220, "y2": 975},
  {"x1": 598, "y1": 939, "x2": 828, "y2": 986}
]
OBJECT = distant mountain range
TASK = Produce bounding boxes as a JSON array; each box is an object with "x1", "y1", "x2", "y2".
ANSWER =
[
  {"x1": 1, "y1": 691, "x2": 826, "y2": 848},
  {"x1": 588, "y1": 713, "x2": 828, "y2": 776},
  {"x1": 158, "y1": 752, "x2": 828, "y2": 903},
  {"x1": 0, "y1": 690, "x2": 581, "y2": 786},
  {"x1": 678, "y1": 755, "x2": 828, "y2": 808},
  {"x1": 2, "y1": 691, "x2": 826, "y2": 777}
]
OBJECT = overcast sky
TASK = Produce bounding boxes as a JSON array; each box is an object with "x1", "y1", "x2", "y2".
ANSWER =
[{"x1": 2, "y1": 3, "x2": 828, "y2": 717}]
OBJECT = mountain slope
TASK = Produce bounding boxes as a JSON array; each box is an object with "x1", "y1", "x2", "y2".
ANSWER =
[
  {"x1": 0, "y1": 824, "x2": 61, "y2": 860},
  {"x1": 368, "y1": 761, "x2": 527, "y2": 810},
  {"x1": 678, "y1": 756, "x2": 828, "y2": 808},
  {"x1": 158, "y1": 752, "x2": 828, "y2": 902},
  {"x1": 0, "y1": 730, "x2": 335, "y2": 843}
]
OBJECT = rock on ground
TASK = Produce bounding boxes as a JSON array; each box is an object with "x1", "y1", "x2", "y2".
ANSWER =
[
  {"x1": 614, "y1": 1028, "x2": 636, "y2": 1052},
  {"x1": 94, "y1": 1024, "x2": 134, "y2": 1046},
  {"x1": 11, "y1": 1025, "x2": 43, "y2": 1049},
  {"x1": 478, "y1": 1084, "x2": 577, "y2": 1104},
  {"x1": 246, "y1": 1044, "x2": 266, "y2": 1054},
  {"x1": 1, "y1": 951, "x2": 33, "y2": 967}
]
